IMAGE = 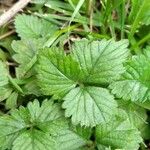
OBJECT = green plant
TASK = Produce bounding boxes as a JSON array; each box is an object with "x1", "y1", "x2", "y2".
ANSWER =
[{"x1": 0, "y1": 0, "x2": 150, "y2": 149}]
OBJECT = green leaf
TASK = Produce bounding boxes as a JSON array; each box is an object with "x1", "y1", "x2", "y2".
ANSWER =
[
  {"x1": 110, "y1": 46, "x2": 150, "y2": 102},
  {"x1": 71, "y1": 39, "x2": 129, "y2": 84},
  {"x1": 0, "y1": 61, "x2": 9, "y2": 86},
  {"x1": 38, "y1": 120, "x2": 90, "y2": 150},
  {"x1": 0, "y1": 61, "x2": 14, "y2": 102},
  {"x1": 73, "y1": 125, "x2": 92, "y2": 140},
  {"x1": 96, "y1": 110, "x2": 143, "y2": 150},
  {"x1": 15, "y1": 14, "x2": 58, "y2": 39},
  {"x1": 117, "y1": 100, "x2": 147, "y2": 129},
  {"x1": 22, "y1": 77, "x2": 42, "y2": 96},
  {"x1": 136, "y1": 100, "x2": 150, "y2": 110},
  {"x1": 6, "y1": 91, "x2": 18, "y2": 109},
  {"x1": 12, "y1": 39, "x2": 44, "y2": 78},
  {"x1": 0, "y1": 99, "x2": 64, "y2": 149},
  {"x1": 62, "y1": 86, "x2": 117, "y2": 127},
  {"x1": 37, "y1": 47, "x2": 81, "y2": 98},
  {"x1": 0, "y1": 100, "x2": 88, "y2": 150},
  {"x1": 12, "y1": 130, "x2": 55, "y2": 150},
  {"x1": 0, "y1": 86, "x2": 12, "y2": 102},
  {"x1": 54, "y1": 129, "x2": 88, "y2": 150}
]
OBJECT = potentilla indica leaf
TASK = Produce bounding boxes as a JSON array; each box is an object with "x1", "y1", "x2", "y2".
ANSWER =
[
  {"x1": 37, "y1": 47, "x2": 81, "y2": 99},
  {"x1": 62, "y1": 86, "x2": 117, "y2": 127},
  {"x1": 71, "y1": 39, "x2": 129, "y2": 85},
  {"x1": 12, "y1": 130, "x2": 56, "y2": 150},
  {"x1": 0, "y1": 99, "x2": 90, "y2": 150},
  {"x1": 0, "y1": 99, "x2": 63, "y2": 149},
  {"x1": 117, "y1": 99, "x2": 147, "y2": 129},
  {"x1": 110, "y1": 46, "x2": 150, "y2": 102},
  {"x1": 12, "y1": 39, "x2": 44, "y2": 78},
  {"x1": 37, "y1": 39, "x2": 129, "y2": 126},
  {"x1": 15, "y1": 14, "x2": 58, "y2": 39},
  {"x1": 96, "y1": 110, "x2": 143, "y2": 150}
]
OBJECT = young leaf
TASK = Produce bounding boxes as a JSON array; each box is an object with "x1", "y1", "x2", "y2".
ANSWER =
[
  {"x1": 110, "y1": 46, "x2": 150, "y2": 102},
  {"x1": 71, "y1": 39, "x2": 129, "y2": 85},
  {"x1": 96, "y1": 110, "x2": 143, "y2": 150},
  {"x1": 37, "y1": 47, "x2": 81, "y2": 98},
  {"x1": 15, "y1": 14, "x2": 58, "y2": 39},
  {"x1": 62, "y1": 86, "x2": 117, "y2": 127},
  {"x1": 12, "y1": 39, "x2": 44, "y2": 78}
]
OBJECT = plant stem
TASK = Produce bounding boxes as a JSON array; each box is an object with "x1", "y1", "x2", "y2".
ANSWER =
[
  {"x1": 0, "y1": 30, "x2": 15, "y2": 40},
  {"x1": 121, "y1": 0, "x2": 125, "y2": 39}
]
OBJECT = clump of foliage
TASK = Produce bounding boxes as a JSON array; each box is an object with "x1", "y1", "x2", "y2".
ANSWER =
[{"x1": 0, "y1": 0, "x2": 150, "y2": 149}]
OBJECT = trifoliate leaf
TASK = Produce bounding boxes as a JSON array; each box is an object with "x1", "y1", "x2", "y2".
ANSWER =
[
  {"x1": 96, "y1": 110, "x2": 143, "y2": 150},
  {"x1": 37, "y1": 47, "x2": 81, "y2": 98},
  {"x1": 15, "y1": 14, "x2": 58, "y2": 39},
  {"x1": 0, "y1": 100, "x2": 88, "y2": 150},
  {"x1": 0, "y1": 99, "x2": 64, "y2": 149},
  {"x1": 71, "y1": 39, "x2": 129, "y2": 84},
  {"x1": 12, "y1": 39, "x2": 44, "y2": 78},
  {"x1": 62, "y1": 86, "x2": 117, "y2": 127},
  {"x1": 110, "y1": 46, "x2": 150, "y2": 102}
]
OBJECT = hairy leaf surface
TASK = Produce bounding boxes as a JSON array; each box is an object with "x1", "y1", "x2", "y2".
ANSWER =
[
  {"x1": 96, "y1": 110, "x2": 142, "y2": 150},
  {"x1": 71, "y1": 39, "x2": 129, "y2": 84},
  {"x1": 37, "y1": 47, "x2": 81, "y2": 98},
  {"x1": 110, "y1": 47, "x2": 150, "y2": 102},
  {"x1": 15, "y1": 14, "x2": 58, "y2": 39},
  {"x1": 62, "y1": 86, "x2": 117, "y2": 127}
]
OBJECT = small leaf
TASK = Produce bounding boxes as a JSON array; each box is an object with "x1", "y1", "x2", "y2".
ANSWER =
[
  {"x1": 117, "y1": 99, "x2": 147, "y2": 129},
  {"x1": 12, "y1": 39, "x2": 44, "y2": 78},
  {"x1": 12, "y1": 130, "x2": 56, "y2": 150},
  {"x1": 6, "y1": 91, "x2": 18, "y2": 109},
  {"x1": 54, "y1": 129, "x2": 88, "y2": 150},
  {"x1": 62, "y1": 86, "x2": 117, "y2": 127},
  {"x1": 110, "y1": 46, "x2": 150, "y2": 102},
  {"x1": 96, "y1": 110, "x2": 142, "y2": 150},
  {"x1": 15, "y1": 14, "x2": 58, "y2": 39}
]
